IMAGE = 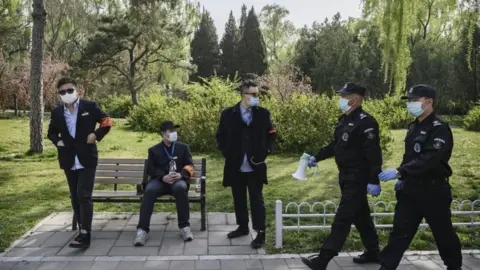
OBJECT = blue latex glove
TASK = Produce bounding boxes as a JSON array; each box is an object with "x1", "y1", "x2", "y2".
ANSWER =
[
  {"x1": 378, "y1": 169, "x2": 398, "y2": 182},
  {"x1": 308, "y1": 156, "x2": 317, "y2": 168},
  {"x1": 367, "y1": 184, "x2": 381, "y2": 197},
  {"x1": 394, "y1": 180, "x2": 404, "y2": 191}
]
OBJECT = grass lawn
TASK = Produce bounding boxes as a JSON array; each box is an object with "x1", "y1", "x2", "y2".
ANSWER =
[{"x1": 0, "y1": 117, "x2": 479, "y2": 253}]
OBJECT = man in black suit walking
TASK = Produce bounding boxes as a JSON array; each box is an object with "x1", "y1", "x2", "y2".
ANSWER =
[
  {"x1": 216, "y1": 80, "x2": 276, "y2": 249},
  {"x1": 47, "y1": 78, "x2": 113, "y2": 249}
]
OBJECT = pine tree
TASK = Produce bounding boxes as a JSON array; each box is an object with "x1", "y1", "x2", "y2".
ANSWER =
[
  {"x1": 190, "y1": 10, "x2": 220, "y2": 81},
  {"x1": 236, "y1": 7, "x2": 268, "y2": 78},
  {"x1": 239, "y1": 4, "x2": 247, "y2": 36},
  {"x1": 220, "y1": 11, "x2": 239, "y2": 80}
]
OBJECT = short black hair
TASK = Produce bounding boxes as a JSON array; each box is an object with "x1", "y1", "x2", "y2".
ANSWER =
[
  {"x1": 239, "y1": 80, "x2": 258, "y2": 94},
  {"x1": 57, "y1": 78, "x2": 77, "y2": 89}
]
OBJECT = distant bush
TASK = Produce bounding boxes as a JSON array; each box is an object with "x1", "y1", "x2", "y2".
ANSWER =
[
  {"x1": 364, "y1": 95, "x2": 413, "y2": 130},
  {"x1": 128, "y1": 77, "x2": 394, "y2": 154},
  {"x1": 464, "y1": 105, "x2": 480, "y2": 131},
  {"x1": 97, "y1": 94, "x2": 134, "y2": 118}
]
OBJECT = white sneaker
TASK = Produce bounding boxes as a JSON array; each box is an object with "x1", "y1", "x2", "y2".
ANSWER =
[
  {"x1": 180, "y1": 226, "x2": 194, "y2": 241},
  {"x1": 133, "y1": 229, "x2": 148, "y2": 246}
]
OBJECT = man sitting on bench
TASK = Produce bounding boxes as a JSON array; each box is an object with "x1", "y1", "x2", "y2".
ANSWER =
[{"x1": 134, "y1": 120, "x2": 195, "y2": 246}]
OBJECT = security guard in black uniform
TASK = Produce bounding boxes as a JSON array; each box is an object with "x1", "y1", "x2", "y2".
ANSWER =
[
  {"x1": 378, "y1": 84, "x2": 462, "y2": 270},
  {"x1": 301, "y1": 83, "x2": 383, "y2": 270}
]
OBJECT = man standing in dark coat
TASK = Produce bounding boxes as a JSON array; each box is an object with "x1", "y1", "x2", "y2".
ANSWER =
[
  {"x1": 48, "y1": 78, "x2": 113, "y2": 249},
  {"x1": 216, "y1": 80, "x2": 276, "y2": 249}
]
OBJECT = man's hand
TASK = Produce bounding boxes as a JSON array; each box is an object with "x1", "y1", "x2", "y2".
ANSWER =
[
  {"x1": 87, "y1": 133, "x2": 97, "y2": 144},
  {"x1": 307, "y1": 156, "x2": 317, "y2": 168},
  {"x1": 394, "y1": 180, "x2": 404, "y2": 191},
  {"x1": 163, "y1": 173, "x2": 181, "y2": 184},
  {"x1": 367, "y1": 184, "x2": 381, "y2": 197},
  {"x1": 57, "y1": 140, "x2": 65, "y2": 147},
  {"x1": 162, "y1": 174, "x2": 173, "y2": 183},
  {"x1": 378, "y1": 169, "x2": 398, "y2": 182}
]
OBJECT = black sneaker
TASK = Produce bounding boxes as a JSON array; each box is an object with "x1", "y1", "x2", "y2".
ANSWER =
[
  {"x1": 227, "y1": 226, "x2": 249, "y2": 239},
  {"x1": 69, "y1": 232, "x2": 90, "y2": 249},
  {"x1": 250, "y1": 231, "x2": 265, "y2": 249},
  {"x1": 353, "y1": 250, "x2": 380, "y2": 264},
  {"x1": 300, "y1": 255, "x2": 328, "y2": 270}
]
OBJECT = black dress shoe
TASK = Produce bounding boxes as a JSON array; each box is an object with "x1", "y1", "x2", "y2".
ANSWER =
[
  {"x1": 250, "y1": 231, "x2": 265, "y2": 249},
  {"x1": 353, "y1": 250, "x2": 380, "y2": 264},
  {"x1": 227, "y1": 226, "x2": 249, "y2": 239},
  {"x1": 69, "y1": 232, "x2": 90, "y2": 249},
  {"x1": 300, "y1": 255, "x2": 327, "y2": 270}
]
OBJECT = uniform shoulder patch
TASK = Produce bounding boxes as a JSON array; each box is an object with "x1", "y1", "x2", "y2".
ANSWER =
[
  {"x1": 359, "y1": 113, "x2": 367, "y2": 120},
  {"x1": 364, "y1": 127, "x2": 375, "y2": 139},
  {"x1": 433, "y1": 138, "x2": 446, "y2": 149},
  {"x1": 433, "y1": 120, "x2": 443, "y2": 127}
]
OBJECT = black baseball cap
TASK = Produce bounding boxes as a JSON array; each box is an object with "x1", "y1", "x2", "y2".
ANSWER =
[
  {"x1": 336, "y1": 82, "x2": 366, "y2": 97},
  {"x1": 159, "y1": 120, "x2": 180, "y2": 132},
  {"x1": 401, "y1": 84, "x2": 436, "y2": 100}
]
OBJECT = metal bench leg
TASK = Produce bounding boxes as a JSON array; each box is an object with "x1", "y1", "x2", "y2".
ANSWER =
[
  {"x1": 72, "y1": 214, "x2": 77, "y2": 231},
  {"x1": 201, "y1": 199, "x2": 206, "y2": 231}
]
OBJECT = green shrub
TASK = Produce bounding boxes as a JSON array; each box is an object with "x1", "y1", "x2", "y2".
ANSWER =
[
  {"x1": 363, "y1": 95, "x2": 413, "y2": 129},
  {"x1": 97, "y1": 94, "x2": 134, "y2": 118},
  {"x1": 464, "y1": 105, "x2": 480, "y2": 131},
  {"x1": 127, "y1": 77, "x2": 395, "y2": 155}
]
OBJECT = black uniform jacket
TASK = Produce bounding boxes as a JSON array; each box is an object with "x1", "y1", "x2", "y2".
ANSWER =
[
  {"x1": 397, "y1": 112, "x2": 453, "y2": 181},
  {"x1": 314, "y1": 106, "x2": 383, "y2": 185}
]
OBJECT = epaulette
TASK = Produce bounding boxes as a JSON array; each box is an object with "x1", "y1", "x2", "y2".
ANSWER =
[{"x1": 432, "y1": 120, "x2": 443, "y2": 127}]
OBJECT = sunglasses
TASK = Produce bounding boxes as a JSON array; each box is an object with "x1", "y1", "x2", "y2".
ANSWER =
[
  {"x1": 244, "y1": 92, "x2": 259, "y2": 97},
  {"x1": 58, "y1": 88, "x2": 75, "y2": 95}
]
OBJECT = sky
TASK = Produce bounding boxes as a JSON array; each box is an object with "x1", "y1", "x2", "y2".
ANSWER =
[{"x1": 198, "y1": 0, "x2": 364, "y2": 38}]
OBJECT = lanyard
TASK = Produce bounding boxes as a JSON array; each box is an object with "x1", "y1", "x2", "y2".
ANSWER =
[{"x1": 164, "y1": 142, "x2": 175, "y2": 160}]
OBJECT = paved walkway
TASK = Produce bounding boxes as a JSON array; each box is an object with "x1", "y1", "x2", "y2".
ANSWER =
[{"x1": 0, "y1": 212, "x2": 479, "y2": 270}]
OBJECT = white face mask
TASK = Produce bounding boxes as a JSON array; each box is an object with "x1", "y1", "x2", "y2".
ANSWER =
[
  {"x1": 407, "y1": 101, "x2": 424, "y2": 117},
  {"x1": 338, "y1": 97, "x2": 351, "y2": 113},
  {"x1": 167, "y1": 131, "x2": 178, "y2": 142},
  {"x1": 60, "y1": 90, "x2": 78, "y2": 104}
]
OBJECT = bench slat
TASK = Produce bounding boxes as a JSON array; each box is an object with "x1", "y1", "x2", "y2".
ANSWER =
[
  {"x1": 92, "y1": 190, "x2": 201, "y2": 199},
  {"x1": 96, "y1": 171, "x2": 144, "y2": 178},
  {"x1": 93, "y1": 191, "x2": 141, "y2": 198},
  {"x1": 99, "y1": 159, "x2": 204, "y2": 165},
  {"x1": 99, "y1": 159, "x2": 145, "y2": 164},
  {"x1": 95, "y1": 177, "x2": 143, "y2": 184},
  {"x1": 97, "y1": 165, "x2": 145, "y2": 171}
]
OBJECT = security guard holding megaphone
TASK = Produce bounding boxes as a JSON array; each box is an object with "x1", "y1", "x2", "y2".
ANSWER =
[{"x1": 301, "y1": 83, "x2": 384, "y2": 270}]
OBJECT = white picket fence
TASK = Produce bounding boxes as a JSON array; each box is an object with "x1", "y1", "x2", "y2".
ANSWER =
[{"x1": 274, "y1": 199, "x2": 480, "y2": 249}]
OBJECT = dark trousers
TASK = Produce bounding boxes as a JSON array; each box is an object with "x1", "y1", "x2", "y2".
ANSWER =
[
  {"x1": 380, "y1": 182, "x2": 462, "y2": 269},
  {"x1": 64, "y1": 168, "x2": 96, "y2": 232},
  {"x1": 321, "y1": 172, "x2": 379, "y2": 254},
  {"x1": 138, "y1": 179, "x2": 190, "y2": 232},
  {"x1": 231, "y1": 171, "x2": 266, "y2": 231}
]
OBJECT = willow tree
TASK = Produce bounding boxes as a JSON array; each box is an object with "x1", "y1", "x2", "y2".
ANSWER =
[{"x1": 362, "y1": 0, "x2": 457, "y2": 94}]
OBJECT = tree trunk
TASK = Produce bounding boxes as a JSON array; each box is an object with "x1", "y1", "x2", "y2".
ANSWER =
[
  {"x1": 13, "y1": 94, "x2": 18, "y2": 116},
  {"x1": 29, "y1": 0, "x2": 47, "y2": 153}
]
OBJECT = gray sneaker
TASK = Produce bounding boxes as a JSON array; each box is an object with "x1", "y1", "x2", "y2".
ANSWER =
[
  {"x1": 133, "y1": 229, "x2": 148, "y2": 246},
  {"x1": 180, "y1": 226, "x2": 193, "y2": 241}
]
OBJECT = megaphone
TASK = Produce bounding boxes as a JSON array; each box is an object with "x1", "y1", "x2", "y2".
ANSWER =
[{"x1": 292, "y1": 153, "x2": 316, "y2": 181}]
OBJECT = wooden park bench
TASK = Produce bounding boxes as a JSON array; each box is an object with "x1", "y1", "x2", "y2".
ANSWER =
[{"x1": 71, "y1": 158, "x2": 207, "y2": 231}]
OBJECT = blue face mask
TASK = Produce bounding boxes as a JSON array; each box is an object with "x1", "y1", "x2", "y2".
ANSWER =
[
  {"x1": 338, "y1": 97, "x2": 351, "y2": 113},
  {"x1": 248, "y1": 96, "x2": 259, "y2": 107},
  {"x1": 407, "y1": 101, "x2": 424, "y2": 116}
]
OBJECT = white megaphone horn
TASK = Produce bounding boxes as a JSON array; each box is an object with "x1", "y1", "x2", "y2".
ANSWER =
[{"x1": 292, "y1": 153, "x2": 317, "y2": 181}]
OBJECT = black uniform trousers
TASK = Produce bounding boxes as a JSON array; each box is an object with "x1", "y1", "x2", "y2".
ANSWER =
[
  {"x1": 64, "y1": 168, "x2": 96, "y2": 232},
  {"x1": 380, "y1": 181, "x2": 462, "y2": 269},
  {"x1": 321, "y1": 171, "x2": 379, "y2": 253},
  {"x1": 231, "y1": 171, "x2": 266, "y2": 231}
]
